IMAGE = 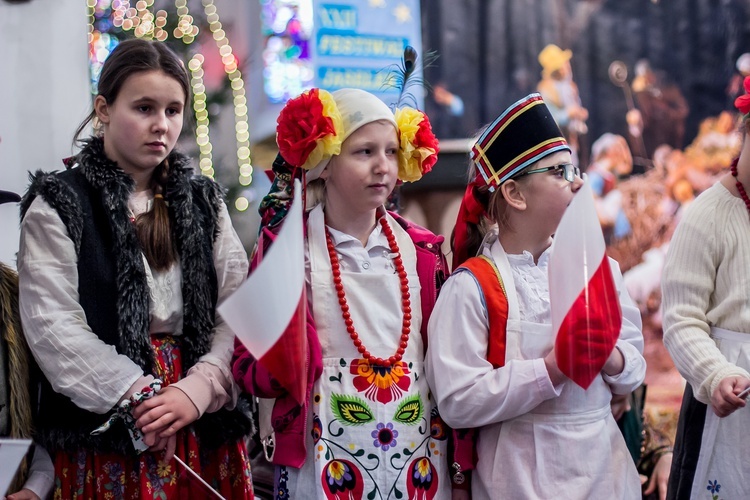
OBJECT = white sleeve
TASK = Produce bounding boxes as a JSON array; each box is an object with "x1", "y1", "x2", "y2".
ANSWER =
[
  {"x1": 602, "y1": 258, "x2": 647, "y2": 394},
  {"x1": 18, "y1": 197, "x2": 144, "y2": 413},
  {"x1": 22, "y1": 444, "x2": 54, "y2": 500},
  {"x1": 662, "y1": 207, "x2": 750, "y2": 404},
  {"x1": 425, "y1": 271, "x2": 561, "y2": 429},
  {"x1": 171, "y1": 201, "x2": 249, "y2": 415}
]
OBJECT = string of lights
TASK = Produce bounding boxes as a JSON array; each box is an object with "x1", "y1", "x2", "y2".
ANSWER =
[{"x1": 86, "y1": 0, "x2": 253, "y2": 206}]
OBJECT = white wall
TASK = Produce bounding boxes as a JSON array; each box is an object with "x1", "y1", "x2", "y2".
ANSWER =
[{"x1": 0, "y1": 0, "x2": 91, "y2": 267}]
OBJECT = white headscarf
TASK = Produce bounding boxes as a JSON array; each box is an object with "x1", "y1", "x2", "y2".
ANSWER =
[{"x1": 305, "y1": 88, "x2": 397, "y2": 182}]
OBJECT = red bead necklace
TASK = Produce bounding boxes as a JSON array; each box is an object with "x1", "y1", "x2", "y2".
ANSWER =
[
  {"x1": 325, "y1": 217, "x2": 411, "y2": 367},
  {"x1": 730, "y1": 157, "x2": 750, "y2": 218}
]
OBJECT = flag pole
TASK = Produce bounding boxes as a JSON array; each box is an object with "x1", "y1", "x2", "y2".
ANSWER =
[{"x1": 174, "y1": 455, "x2": 226, "y2": 499}]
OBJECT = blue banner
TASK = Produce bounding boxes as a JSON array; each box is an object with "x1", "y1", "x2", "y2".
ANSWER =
[{"x1": 312, "y1": 0, "x2": 423, "y2": 108}]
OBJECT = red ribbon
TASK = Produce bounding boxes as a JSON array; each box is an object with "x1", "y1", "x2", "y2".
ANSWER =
[{"x1": 452, "y1": 178, "x2": 487, "y2": 269}]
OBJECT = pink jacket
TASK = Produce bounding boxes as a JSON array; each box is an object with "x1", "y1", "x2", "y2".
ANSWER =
[{"x1": 231, "y1": 212, "x2": 449, "y2": 468}]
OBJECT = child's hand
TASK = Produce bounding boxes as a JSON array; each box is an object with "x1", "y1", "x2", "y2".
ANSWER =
[
  {"x1": 610, "y1": 393, "x2": 631, "y2": 421},
  {"x1": 643, "y1": 451, "x2": 672, "y2": 500},
  {"x1": 133, "y1": 386, "x2": 199, "y2": 437},
  {"x1": 143, "y1": 432, "x2": 178, "y2": 463},
  {"x1": 543, "y1": 350, "x2": 567, "y2": 386},
  {"x1": 5, "y1": 488, "x2": 41, "y2": 500},
  {"x1": 602, "y1": 347, "x2": 625, "y2": 376},
  {"x1": 710, "y1": 376, "x2": 750, "y2": 417}
]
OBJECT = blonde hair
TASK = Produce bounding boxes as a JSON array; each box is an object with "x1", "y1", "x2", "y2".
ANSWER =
[{"x1": 450, "y1": 162, "x2": 521, "y2": 260}]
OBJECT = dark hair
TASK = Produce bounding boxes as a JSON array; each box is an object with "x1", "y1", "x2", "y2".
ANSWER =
[{"x1": 75, "y1": 38, "x2": 190, "y2": 271}]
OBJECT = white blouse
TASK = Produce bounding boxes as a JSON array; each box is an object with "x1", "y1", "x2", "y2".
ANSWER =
[
  {"x1": 426, "y1": 242, "x2": 645, "y2": 429},
  {"x1": 18, "y1": 191, "x2": 248, "y2": 416}
]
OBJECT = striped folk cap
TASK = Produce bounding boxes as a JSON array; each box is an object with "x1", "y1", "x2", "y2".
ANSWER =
[{"x1": 470, "y1": 93, "x2": 570, "y2": 191}]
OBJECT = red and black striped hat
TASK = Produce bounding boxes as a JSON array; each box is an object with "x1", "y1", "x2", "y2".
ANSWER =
[{"x1": 470, "y1": 93, "x2": 569, "y2": 191}]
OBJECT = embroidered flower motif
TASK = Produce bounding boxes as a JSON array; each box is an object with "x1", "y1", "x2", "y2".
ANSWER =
[
  {"x1": 393, "y1": 394, "x2": 424, "y2": 425},
  {"x1": 330, "y1": 394, "x2": 375, "y2": 426},
  {"x1": 406, "y1": 457, "x2": 439, "y2": 498},
  {"x1": 394, "y1": 107, "x2": 439, "y2": 182},
  {"x1": 735, "y1": 76, "x2": 750, "y2": 115},
  {"x1": 371, "y1": 422, "x2": 399, "y2": 451},
  {"x1": 350, "y1": 359, "x2": 411, "y2": 404},
  {"x1": 707, "y1": 479, "x2": 721, "y2": 494},
  {"x1": 429, "y1": 407, "x2": 448, "y2": 440},
  {"x1": 321, "y1": 459, "x2": 363, "y2": 499},
  {"x1": 156, "y1": 462, "x2": 172, "y2": 478},
  {"x1": 312, "y1": 414, "x2": 323, "y2": 443},
  {"x1": 276, "y1": 88, "x2": 343, "y2": 170}
]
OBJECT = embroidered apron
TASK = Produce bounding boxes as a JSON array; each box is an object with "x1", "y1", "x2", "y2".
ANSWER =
[
  {"x1": 280, "y1": 206, "x2": 450, "y2": 500},
  {"x1": 689, "y1": 327, "x2": 750, "y2": 499},
  {"x1": 472, "y1": 243, "x2": 641, "y2": 499}
]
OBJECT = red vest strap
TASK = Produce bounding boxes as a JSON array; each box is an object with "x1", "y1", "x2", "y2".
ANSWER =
[{"x1": 458, "y1": 256, "x2": 509, "y2": 368}]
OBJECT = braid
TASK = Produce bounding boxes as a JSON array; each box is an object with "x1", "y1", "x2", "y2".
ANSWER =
[{"x1": 134, "y1": 160, "x2": 177, "y2": 270}]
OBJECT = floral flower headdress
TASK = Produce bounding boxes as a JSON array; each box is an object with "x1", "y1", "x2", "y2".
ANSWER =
[
  {"x1": 276, "y1": 88, "x2": 438, "y2": 182},
  {"x1": 735, "y1": 76, "x2": 750, "y2": 117}
]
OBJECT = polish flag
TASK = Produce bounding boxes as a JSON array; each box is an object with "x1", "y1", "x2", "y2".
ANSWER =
[
  {"x1": 549, "y1": 179, "x2": 622, "y2": 389},
  {"x1": 218, "y1": 179, "x2": 308, "y2": 404}
]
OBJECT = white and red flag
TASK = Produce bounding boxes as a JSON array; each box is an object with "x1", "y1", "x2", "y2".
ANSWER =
[
  {"x1": 218, "y1": 179, "x2": 308, "y2": 404},
  {"x1": 549, "y1": 178, "x2": 622, "y2": 389}
]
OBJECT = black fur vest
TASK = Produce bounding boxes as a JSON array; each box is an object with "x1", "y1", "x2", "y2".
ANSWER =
[{"x1": 21, "y1": 137, "x2": 251, "y2": 454}]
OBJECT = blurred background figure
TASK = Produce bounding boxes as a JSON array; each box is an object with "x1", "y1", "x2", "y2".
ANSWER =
[
  {"x1": 726, "y1": 52, "x2": 750, "y2": 109},
  {"x1": 428, "y1": 82, "x2": 467, "y2": 139},
  {"x1": 433, "y1": 82, "x2": 464, "y2": 117},
  {"x1": 626, "y1": 60, "x2": 689, "y2": 161},
  {"x1": 537, "y1": 43, "x2": 589, "y2": 165},
  {"x1": 587, "y1": 133, "x2": 633, "y2": 244}
]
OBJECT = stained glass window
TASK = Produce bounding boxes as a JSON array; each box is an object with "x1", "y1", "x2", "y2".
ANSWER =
[{"x1": 260, "y1": 0, "x2": 315, "y2": 103}]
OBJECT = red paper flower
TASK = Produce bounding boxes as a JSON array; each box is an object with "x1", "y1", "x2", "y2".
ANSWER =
[
  {"x1": 734, "y1": 76, "x2": 750, "y2": 115},
  {"x1": 276, "y1": 89, "x2": 342, "y2": 169},
  {"x1": 394, "y1": 108, "x2": 440, "y2": 182},
  {"x1": 414, "y1": 114, "x2": 439, "y2": 174}
]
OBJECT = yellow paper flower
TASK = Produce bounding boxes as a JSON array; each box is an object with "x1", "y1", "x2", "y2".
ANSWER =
[
  {"x1": 304, "y1": 89, "x2": 344, "y2": 170},
  {"x1": 394, "y1": 107, "x2": 439, "y2": 182}
]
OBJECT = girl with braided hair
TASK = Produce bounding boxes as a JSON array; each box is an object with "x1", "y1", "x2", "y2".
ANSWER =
[{"x1": 17, "y1": 38, "x2": 253, "y2": 498}]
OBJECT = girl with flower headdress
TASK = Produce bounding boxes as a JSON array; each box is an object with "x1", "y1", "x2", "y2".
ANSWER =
[
  {"x1": 661, "y1": 77, "x2": 750, "y2": 499},
  {"x1": 425, "y1": 94, "x2": 646, "y2": 499},
  {"x1": 232, "y1": 88, "x2": 457, "y2": 499}
]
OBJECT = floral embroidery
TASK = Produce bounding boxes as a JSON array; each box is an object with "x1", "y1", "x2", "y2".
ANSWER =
[
  {"x1": 351, "y1": 359, "x2": 410, "y2": 404},
  {"x1": 276, "y1": 466, "x2": 290, "y2": 500},
  {"x1": 321, "y1": 459, "x2": 364, "y2": 499},
  {"x1": 312, "y1": 414, "x2": 324, "y2": 443},
  {"x1": 371, "y1": 422, "x2": 399, "y2": 451},
  {"x1": 707, "y1": 479, "x2": 722, "y2": 499},
  {"x1": 393, "y1": 394, "x2": 424, "y2": 425},
  {"x1": 429, "y1": 407, "x2": 448, "y2": 440},
  {"x1": 406, "y1": 457, "x2": 439, "y2": 499},
  {"x1": 331, "y1": 393, "x2": 375, "y2": 425}
]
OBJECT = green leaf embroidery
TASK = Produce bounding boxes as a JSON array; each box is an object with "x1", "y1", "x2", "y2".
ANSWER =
[
  {"x1": 393, "y1": 394, "x2": 423, "y2": 425},
  {"x1": 330, "y1": 393, "x2": 375, "y2": 426}
]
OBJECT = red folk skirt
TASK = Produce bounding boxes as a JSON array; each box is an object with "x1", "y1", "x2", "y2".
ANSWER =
[{"x1": 52, "y1": 336, "x2": 253, "y2": 499}]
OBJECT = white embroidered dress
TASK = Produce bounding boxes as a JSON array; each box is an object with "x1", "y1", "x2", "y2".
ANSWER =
[{"x1": 279, "y1": 205, "x2": 450, "y2": 499}]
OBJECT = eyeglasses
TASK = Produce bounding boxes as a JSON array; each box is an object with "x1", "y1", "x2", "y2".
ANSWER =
[{"x1": 513, "y1": 163, "x2": 581, "y2": 183}]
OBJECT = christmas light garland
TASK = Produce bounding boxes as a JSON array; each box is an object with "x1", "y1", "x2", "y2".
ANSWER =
[{"x1": 87, "y1": 0, "x2": 253, "y2": 204}]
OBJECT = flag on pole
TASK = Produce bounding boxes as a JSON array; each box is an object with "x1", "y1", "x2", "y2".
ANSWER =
[
  {"x1": 549, "y1": 178, "x2": 622, "y2": 389},
  {"x1": 218, "y1": 179, "x2": 308, "y2": 404}
]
